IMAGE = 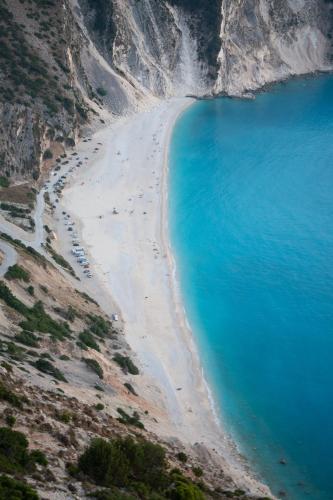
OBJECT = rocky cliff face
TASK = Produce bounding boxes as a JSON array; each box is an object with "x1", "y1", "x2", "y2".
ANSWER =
[
  {"x1": 0, "y1": 0, "x2": 94, "y2": 181},
  {"x1": 78, "y1": 0, "x2": 332, "y2": 97},
  {"x1": 1, "y1": 0, "x2": 332, "y2": 182},
  {"x1": 78, "y1": 0, "x2": 213, "y2": 98},
  {"x1": 215, "y1": 0, "x2": 333, "y2": 95}
]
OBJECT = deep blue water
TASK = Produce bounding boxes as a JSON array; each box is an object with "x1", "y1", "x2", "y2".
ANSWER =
[{"x1": 169, "y1": 75, "x2": 333, "y2": 500}]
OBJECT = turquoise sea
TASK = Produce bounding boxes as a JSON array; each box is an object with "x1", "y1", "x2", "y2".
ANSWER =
[{"x1": 169, "y1": 74, "x2": 333, "y2": 499}]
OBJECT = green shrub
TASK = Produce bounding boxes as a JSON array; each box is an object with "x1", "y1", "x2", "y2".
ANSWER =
[
  {"x1": 35, "y1": 358, "x2": 67, "y2": 382},
  {"x1": 59, "y1": 354, "x2": 70, "y2": 361},
  {"x1": 232, "y1": 489, "x2": 246, "y2": 497},
  {"x1": 123, "y1": 383, "x2": 137, "y2": 396},
  {"x1": 29, "y1": 449, "x2": 48, "y2": 466},
  {"x1": 56, "y1": 411, "x2": 71, "y2": 424},
  {"x1": 83, "y1": 358, "x2": 103, "y2": 379},
  {"x1": 0, "y1": 283, "x2": 69, "y2": 340},
  {"x1": 76, "y1": 341, "x2": 88, "y2": 351},
  {"x1": 45, "y1": 244, "x2": 75, "y2": 275},
  {"x1": 79, "y1": 331, "x2": 100, "y2": 351},
  {"x1": 113, "y1": 354, "x2": 139, "y2": 375},
  {"x1": 87, "y1": 314, "x2": 110, "y2": 338},
  {"x1": 14, "y1": 331, "x2": 39, "y2": 348},
  {"x1": 94, "y1": 384, "x2": 104, "y2": 392},
  {"x1": 76, "y1": 289, "x2": 98, "y2": 305},
  {"x1": 192, "y1": 466, "x2": 203, "y2": 478},
  {"x1": 25, "y1": 349, "x2": 37, "y2": 359},
  {"x1": 5, "y1": 342, "x2": 25, "y2": 361},
  {"x1": 0, "y1": 281, "x2": 29, "y2": 316},
  {"x1": 0, "y1": 427, "x2": 30, "y2": 474},
  {"x1": 168, "y1": 480, "x2": 204, "y2": 499},
  {"x1": 88, "y1": 489, "x2": 135, "y2": 500},
  {"x1": 176, "y1": 452, "x2": 188, "y2": 463},
  {"x1": 0, "y1": 176, "x2": 9, "y2": 188},
  {"x1": 0, "y1": 203, "x2": 31, "y2": 218},
  {"x1": 94, "y1": 403, "x2": 104, "y2": 411},
  {"x1": 20, "y1": 301, "x2": 71, "y2": 341},
  {"x1": 79, "y1": 436, "x2": 166, "y2": 490},
  {"x1": 5, "y1": 415, "x2": 16, "y2": 428},
  {"x1": 0, "y1": 361, "x2": 12, "y2": 373},
  {"x1": 116, "y1": 408, "x2": 144, "y2": 430},
  {"x1": 40, "y1": 352, "x2": 53, "y2": 360},
  {"x1": 42, "y1": 149, "x2": 53, "y2": 160},
  {"x1": 26, "y1": 285, "x2": 34, "y2": 296},
  {"x1": 0, "y1": 382, "x2": 23, "y2": 409},
  {"x1": 0, "y1": 475, "x2": 38, "y2": 499},
  {"x1": 5, "y1": 264, "x2": 30, "y2": 283}
]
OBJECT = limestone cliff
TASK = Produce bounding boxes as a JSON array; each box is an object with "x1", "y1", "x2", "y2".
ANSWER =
[
  {"x1": 215, "y1": 0, "x2": 333, "y2": 95},
  {"x1": 0, "y1": 0, "x2": 332, "y2": 181}
]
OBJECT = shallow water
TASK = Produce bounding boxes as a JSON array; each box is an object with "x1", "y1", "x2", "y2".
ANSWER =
[{"x1": 169, "y1": 74, "x2": 333, "y2": 499}]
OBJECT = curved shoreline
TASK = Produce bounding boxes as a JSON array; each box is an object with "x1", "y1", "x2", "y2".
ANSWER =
[
  {"x1": 160, "y1": 100, "x2": 222, "y2": 430},
  {"x1": 57, "y1": 98, "x2": 273, "y2": 498}
]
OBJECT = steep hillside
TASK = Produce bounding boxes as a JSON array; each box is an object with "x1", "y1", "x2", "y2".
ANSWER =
[
  {"x1": 0, "y1": 0, "x2": 93, "y2": 182},
  {"x1": 0, "y1": 232, "x2": 269, "y2": 499}
]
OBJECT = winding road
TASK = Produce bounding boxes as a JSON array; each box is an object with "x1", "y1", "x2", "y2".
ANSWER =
[{"x1": 0, "y1": 189, "x2": 46, "y2": 276}]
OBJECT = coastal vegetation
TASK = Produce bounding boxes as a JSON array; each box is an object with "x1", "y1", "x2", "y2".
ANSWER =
[
  {"x1": 0, "y1": 216, "x2": 261, "y2": 499},
  {"x1": 0, "y1": 426, "x2": 47, "y2": 475},
  {"x1": 0, "y1": 475, "x2": 38, "y2": 499},
  {"x1": 113, "y1": 353, "x2": 139, "y2": 375},
  {"x1": 117, "y1": 408, "x2": 144, "y2": 429},
  {"x1": 0, "y1": 282, "x2": 71, "y2": 341},
  {"x1": 0, "y1": 233, "x2": 47, "y2": 267},
  {"x1": 0, "y1": 203, "x2": 31, "y2": 222},
  {"x1": 87, "y1": 313, "x2": 111, "y2": 338},
  {"x1": 124, "y1": 382, "x2": 138, "y2": 396},
  {"x1": 5, "y1": 264, "x2": 30, "y2": 283},
  {"x1": 45, "y1": 242, "x2": 76, "y2": 276},
  {"x1": 14, "y1": 330, "x2": 40, "y2": 348},
  {"x1": 79, "y1": 330, "x2": 100, "y2": 351},
  {"x1": 83, "y1": 357, "x2": 104, "y2": 379},
  {"x1": 0, "y1": 381, "x2": 24, "y2": 409},
  {"x1": 78, "y1": 436, "x2": 205, "y2": 499},
  {"x1": 34, "y1": 358, "x2": 67, "y2": 382}
]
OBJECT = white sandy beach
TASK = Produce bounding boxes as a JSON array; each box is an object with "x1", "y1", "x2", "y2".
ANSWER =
[{"x1": 55, "y1": 97, "x2": 272, "y2": 496}]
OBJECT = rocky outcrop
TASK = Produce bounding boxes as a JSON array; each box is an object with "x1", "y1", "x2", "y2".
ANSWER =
[
  {"x1": 215, "y1": 0, "x2": 333, "y2": 95},
  {"x1": 78, "y1": 0, "x2": 210, "y2": 97}
]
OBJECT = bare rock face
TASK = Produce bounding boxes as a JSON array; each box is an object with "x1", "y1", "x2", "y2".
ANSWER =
[
  {"x1": 214, "y1": 0, "x2": 333, "y2": 95},
  {"x1": 78, "y1": 0, "x2": 332, "y2": 98},
  {"x1": 78, "y1": 0, "x2": 211, "y2": 97},
  {"x1": 0, "y1": 104, "x2": 42, "y2": 180}
]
